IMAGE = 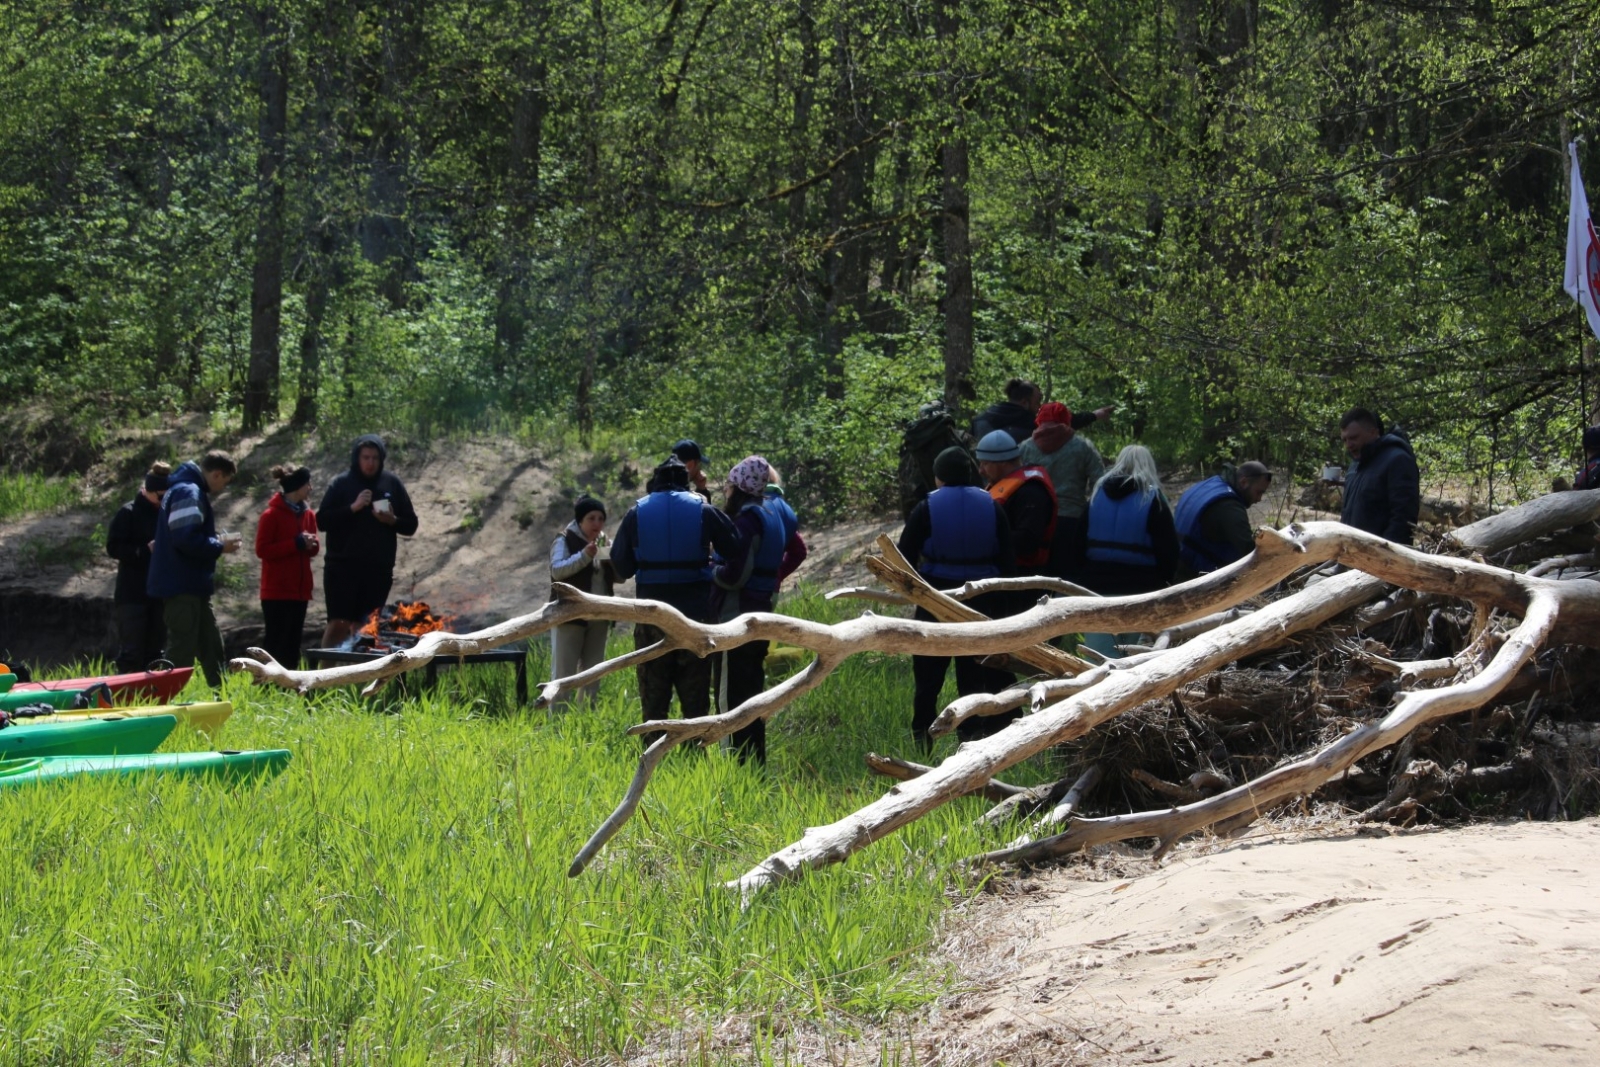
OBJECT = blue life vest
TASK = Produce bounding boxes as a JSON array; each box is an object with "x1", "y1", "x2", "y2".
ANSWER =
[
  {"x1": 634, "y1": 490, "x2": 711, "y2": 585},
  {"x1": 1085, "y1": 486, "x2": 1157, "y2": 567},
  {"x1": 1173, "y1": 475, "x2": 1248, "y2": 573},
  {"x1": 921, "y1": 486, "x2": 1001, "y2": 583},
  {"x1": 764, "y1": 489, "x2": 799, "y2": 544},
  {"x1": 741, "y1": 501, "x2": 789, "y2": 595}
]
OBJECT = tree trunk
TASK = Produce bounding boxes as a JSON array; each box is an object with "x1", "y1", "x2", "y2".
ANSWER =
[
  {"x1": 936, "y1": 0, "x2": 973, "y2": 412},
  {"x1": 244, "y1": 3, "x2": 288, "y2": 432}
]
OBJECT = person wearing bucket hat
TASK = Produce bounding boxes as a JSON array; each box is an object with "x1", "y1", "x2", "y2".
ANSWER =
[
  {"x1": 610, "y1": 455, "x2": 738, "y2": 743},
  {"x1": 1020, "y1": 402, "x2": 1105, "y2": 578},
  {"x1": 896, "y1": 445, "x2": 1016, "y2": 750},
  {"x1": 708, "y1": 455, "x2": 790, "y2": 764},
  {"x1": 547, "y1": 495, "x2": 615, "y2": 710}
]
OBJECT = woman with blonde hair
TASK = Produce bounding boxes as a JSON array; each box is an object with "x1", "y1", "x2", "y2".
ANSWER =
[{"x1": 1083, "y1": 444, "x2": 1178, "y2": 597}]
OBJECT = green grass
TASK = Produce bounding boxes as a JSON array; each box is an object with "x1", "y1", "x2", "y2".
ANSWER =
[
  {"x1": 0, "y1": 471, "x2": 80, "y2": 520},
  {"x1": 0, "y1": 591, "x2": 1059, "y2": 1064}
]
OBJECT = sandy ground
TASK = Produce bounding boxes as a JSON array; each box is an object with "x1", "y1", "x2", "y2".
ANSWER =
[{"x1": 926, "y1": 820, "x2": 1600, "y2": 1066}]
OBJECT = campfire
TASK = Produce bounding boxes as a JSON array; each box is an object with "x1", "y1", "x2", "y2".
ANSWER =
[{"x1": 344, "y1": 601, "x2": 457, "y2": 651}]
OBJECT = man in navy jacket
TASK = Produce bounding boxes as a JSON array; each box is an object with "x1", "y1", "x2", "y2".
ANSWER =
[
  {"x1": 1338, "y1": 408, "x2": 1420, "y2": 545},
  {"x1": 147, "y1": 451, "x2": 240, "y2": 687}
]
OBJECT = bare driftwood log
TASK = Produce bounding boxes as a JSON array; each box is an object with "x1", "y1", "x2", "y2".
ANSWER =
[{"x1": 231, "y1": 490, "x2": 1600, "y2": 893}]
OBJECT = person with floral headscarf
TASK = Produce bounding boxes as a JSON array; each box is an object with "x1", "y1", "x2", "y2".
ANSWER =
[{"x1": 709, "y1": 454, "x2": 790, "y2": 764}]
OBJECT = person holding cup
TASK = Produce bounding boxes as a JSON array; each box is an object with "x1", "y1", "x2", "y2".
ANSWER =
[
  {"x1": 255, "y1": 465, "x2": 320, "y2": 670},
  {"x1": 547, "y1": 495, "x2": 614, "y2": 710},
  {"x1": 315, "y1": 434, "x2": 419, "y2": 649},
  {"x1": 147, "y1": 450, "x2": 239, "y2": 688}
]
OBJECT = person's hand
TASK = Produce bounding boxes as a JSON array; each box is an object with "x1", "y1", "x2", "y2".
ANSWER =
[
  {"x1": 583, "y1": 539, "x2": 599, "y2": 558},
  {"x1": 352, "y1": 489, "x2": 372, "y2": 512},
  {"x1": 221, "y1": 533, "x2": 242, "y2": 554},
  {"x1": 374, "y1": 506, "x2": 397, "y2": 526},
  {"x1": 1092, "y1": 404, "x2": 1115, "y2": 424}
]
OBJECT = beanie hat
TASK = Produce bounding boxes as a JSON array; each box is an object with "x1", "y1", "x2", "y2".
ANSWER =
[
  {"x1": 143, "y1": 470, "x2": 170, "y2": 493},
  {"x1": 932, "y1": 446, "x2": 978, "y2": 486},
  {"x1": 1035, "y1": 402, "x2": 1072, "y2": 427},
  {"x1": 974, "y1": 430, "x2": 1022, "y2": 462},
  {"x1": 728, "y1": 455, "x2": 770, "y2": 496},
  {"x1": 574, "y1": 495, "x2": 606, "y2": 522},
  {"x1": 653, "y1": 455, "x2": 691, "y2": 490},
  {"x1": 277, "y1": 466, "x2": 311, "y2": 493}
]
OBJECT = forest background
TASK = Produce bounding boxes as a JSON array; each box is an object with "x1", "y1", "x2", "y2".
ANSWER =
[{"x1": 3, "y1": 0, "x2": 1599, "y2": 516}]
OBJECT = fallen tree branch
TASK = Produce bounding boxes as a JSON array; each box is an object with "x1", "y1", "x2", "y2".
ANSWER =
[{"x1": 864, "y1": 753, "x2": 1025, "y2": 804}]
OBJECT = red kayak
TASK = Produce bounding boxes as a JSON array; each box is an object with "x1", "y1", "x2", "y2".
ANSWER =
[{"x1": 11, "y1": 667, "x2": 194, "y2": 704}]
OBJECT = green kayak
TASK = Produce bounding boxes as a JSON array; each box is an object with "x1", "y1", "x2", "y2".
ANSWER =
[
  {"x1": 0, "y1": 689, "x2": 93, "y2": 712},
  {"x1": 0, "y1": 673, "x2": 13, "y2": 694},
  {"x1": 0, "y1": 715, "x2": 177, "y2": 759},
  {"x1": 0, "y1": 749, "x2": 292, "y2": 790}
]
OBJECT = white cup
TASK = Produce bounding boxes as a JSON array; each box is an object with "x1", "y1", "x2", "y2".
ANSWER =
[
  {"x1": 373, "y1": 499, "x2": 392, "y2": 515},
  {"x1": 1321, "y1": 465, "x2": 1343, "y2": 482}
]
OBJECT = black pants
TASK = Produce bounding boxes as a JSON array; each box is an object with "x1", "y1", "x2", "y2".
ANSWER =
[
  {"x1": 114, "y1": 600, "x2": 166, "y2": 673},
  {"x1": 909, "y1": 598, "x2": 1020, "y2": 749},
  {"x1": 716, "y1": 639, "x2": 770, "y2": 764},
  {"x1": 261, "y1": 599, "x2": 309, "y2": 671},
  {"x1": 635, "y1": 622, "x2": 711, "y2": 746}
]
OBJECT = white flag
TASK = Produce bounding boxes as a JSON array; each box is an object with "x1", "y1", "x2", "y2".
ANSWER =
[{"x1": 1565, "y1": 142, "x2": 1600, "y2": 341}]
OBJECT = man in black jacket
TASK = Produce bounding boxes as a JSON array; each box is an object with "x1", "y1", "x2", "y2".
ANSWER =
[
  {"x1": 971, "y1": 377, "x2": 1113, "y2": 444},
  {"x1": 316, "y1": 434, "x2": 420, "y2": 648},
  {"x1": 1338, "y1": 408, "x2": 1420, "y2": 545}
]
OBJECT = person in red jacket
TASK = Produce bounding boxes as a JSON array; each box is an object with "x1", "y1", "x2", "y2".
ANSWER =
[{"x1": 255, "y1": 464, "x2": 320, "y2": 670}]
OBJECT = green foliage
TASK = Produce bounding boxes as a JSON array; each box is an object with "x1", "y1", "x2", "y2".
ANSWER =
[
  {"x1": 3, "y1": 1, "x2": 1600, "y2": 506},
  {"x1": 15, "y1": 523, "x2": 102, "y2": 572},
  {"x1": 0, "y1": 592, "x2": 1062, "y2": 1061},
  {"x1": 0, "y1": 473, "x2": 80, "y2": 520}
]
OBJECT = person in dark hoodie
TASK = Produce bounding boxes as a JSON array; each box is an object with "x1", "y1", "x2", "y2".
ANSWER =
[
  {"x1": 316, "y1": 434, "x2": 420, "y2": 649},
  {"x1": 971, "y1": 378, "x2": 1113, "y2": 444},
  {"x1": 255, "y1": 464, "x2": 320, "y2": 671},
  {"x1": 147, "y1": 451, "x2": 240, "y2": 687},
  {"x1": 106, "y1": 461, "x2": 172, "y2": 671},
  {"x1": 1337, "y1": 407, "x2": 1420, "y2": 545}
]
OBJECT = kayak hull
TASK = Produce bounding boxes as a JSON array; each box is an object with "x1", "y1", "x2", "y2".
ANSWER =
[
  {"x1": 0, "y1": 749, "x2": 291, "y2": 789},
  {"x1": 11, "y1": 668, "x2": 194, "y2": 704},
  {"x1": 0, "y1": 715, "x2": 178, "y2": 759},
  {"x1": 47, "y1": 702, "x2": 233, "y2": 741}
]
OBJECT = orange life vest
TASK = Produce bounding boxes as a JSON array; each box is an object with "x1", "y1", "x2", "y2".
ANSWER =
[{"x1": 988, "y1": 466, "x2": 1057, "y2": 568}]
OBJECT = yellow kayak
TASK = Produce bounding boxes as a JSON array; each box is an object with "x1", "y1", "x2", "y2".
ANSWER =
[{"x1": 46, "y1": 701, "x2": 233, "y2": 741}]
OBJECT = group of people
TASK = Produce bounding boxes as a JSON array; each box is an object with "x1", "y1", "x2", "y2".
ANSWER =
[
  {"x1": 893, "y1": 385, "x2": 1434, "y2": 748},
  {"x1": 106, "y1": 435, "x2": 419, "y2": 684},
  {"x1": 98, "y1": 386, "x2": 1474, "y2": 759},
  {"x1": 546, "y1": 440, "x2": 806, "y2": 764}
]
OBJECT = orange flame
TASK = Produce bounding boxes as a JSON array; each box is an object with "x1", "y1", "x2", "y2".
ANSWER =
[{"x1": 360, "y1": 601, "x2": 456, "y2": 642}]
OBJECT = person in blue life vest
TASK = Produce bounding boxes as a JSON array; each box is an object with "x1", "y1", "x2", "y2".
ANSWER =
[
  {"x1": 762, "y1": 461, "x2": 808, "y2": 580},
  {"x1": 1083, "y1": 444, "x2": 1179, "y2": 594},
  {"x1": 1336, "y1": 407, "x2": 1420, "y2": 545},
  {"x1": 1173, "y1": 461, "x2": 1273, "y2": 580},
  {"x1": 610, "y1": 455, "x2": 738, "y2": 744},
  {"x1": 708, "y1": 456, "x2": 795, "y2": 765},
  {"x1": 896, "y1": 446, "x2": 1016, "y2": 750},
  {"x1": 147, "y1": 451, "x2": 241, "y2": 688}
]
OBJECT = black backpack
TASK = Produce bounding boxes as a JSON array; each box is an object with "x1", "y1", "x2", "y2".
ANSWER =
[{"x1": 897, "y1": 401, "x2": 974, "y2": 521}]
